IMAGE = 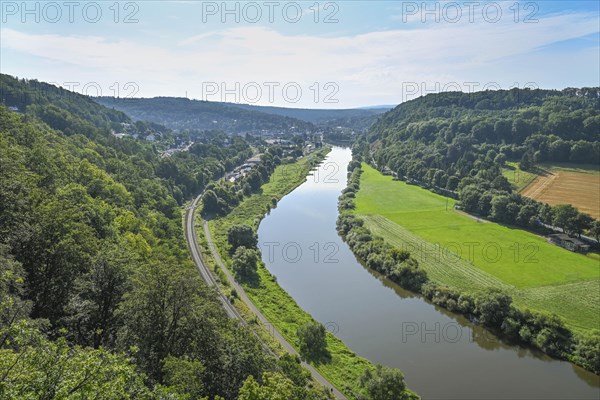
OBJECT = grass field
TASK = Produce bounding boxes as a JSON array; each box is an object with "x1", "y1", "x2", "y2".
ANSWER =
[
  {"x1": 355, "y1": 163, "x2": 600, "y2": 332},
  {"x1": 502, "y1": 161, "x2": 539, "y2": 192},
  {"x1": 205, "y1": 151, "x2": 388, "y2": 400}
]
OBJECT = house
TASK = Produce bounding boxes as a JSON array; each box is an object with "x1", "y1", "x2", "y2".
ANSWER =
[{"x1": 548, "y1": 234, "x2": 590, "y2": 253}]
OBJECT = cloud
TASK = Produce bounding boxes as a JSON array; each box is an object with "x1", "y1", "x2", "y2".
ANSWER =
[{"x1": 1, "y1": 9, "x2": 598, "y2": 107}]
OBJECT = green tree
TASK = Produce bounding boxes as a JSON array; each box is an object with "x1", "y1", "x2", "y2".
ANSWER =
[
  {"x1": 228, "y1": 224, "x2": 258, "y2": 250},
  {"x1": 231, "y1": 246, "x2": 260, "y2": 280},
  {"x1": 0, "y1": 322, "x2": 155, "y2": 400},
  {"x1": 589, "y1": 220, "x2": 600, "y2": 242},
  {"x1": 237, "y1": 373, "x2": 295, "y2": 400},
  {"x1": 474, "y1": 289, "x2": 512, "y2": 329},
  {"x1": 359, "y1": 364, "x2": 407, "y2": 400},
  {"x1": 297, "y1": 322, "x2": 329, "y2": 361},
  {"x1": 552, "y1": 204, "x2": 580, "y2": 235}
]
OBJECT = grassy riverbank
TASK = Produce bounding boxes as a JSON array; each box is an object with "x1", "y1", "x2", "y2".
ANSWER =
[
  {"x1": 204, "y1": 149, "x2": 417, "y2": 399},
  {"x1": 354, "y1": 163, "x2": 600, "y2": 333}
]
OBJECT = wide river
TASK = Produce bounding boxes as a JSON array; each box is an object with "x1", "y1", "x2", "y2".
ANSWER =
[{"x1": 257, "y1": 146, "x2": 599, "y2": 399}]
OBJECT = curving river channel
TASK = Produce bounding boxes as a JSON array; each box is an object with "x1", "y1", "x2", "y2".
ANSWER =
[{"x1": 257, "y1": 146, "x2": 599, "y2": 400}]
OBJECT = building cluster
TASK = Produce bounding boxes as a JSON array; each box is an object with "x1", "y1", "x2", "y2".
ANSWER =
[{"x1": 225, "y1": 154, "x2": 263, "y2": 183}]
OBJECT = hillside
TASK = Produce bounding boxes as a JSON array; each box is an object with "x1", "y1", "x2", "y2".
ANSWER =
[
  {"x1": 95, "y1": 96, "x2": 316, "y2": 134},
  {"x1": 0, "y1": 76, "x2": 334, "y2": 399},
  {"x1": 360, "y1": 88, "x2": 599, "y2": 231},
  {"x1": 228, "y1": 103, "x2": 390, "y2": 127}
]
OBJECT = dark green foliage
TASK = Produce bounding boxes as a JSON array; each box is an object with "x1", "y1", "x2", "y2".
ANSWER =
[
  {"x1": 358, "y1": 364, "x2": 408, "y2": 400},
  {"x1": 228, "y1": 224, "x2": 258, "y2": 250},
  {"x1": 231, "y1": 246, "x2": 260, "y2": 280},
  {"x1": 297, "y1": 322, "x2": 330, "y2": 362}
]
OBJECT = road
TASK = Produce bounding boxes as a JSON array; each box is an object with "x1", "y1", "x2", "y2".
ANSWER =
[{"x1": 184, "y1": 192, "x2": 347, "y2": 400}]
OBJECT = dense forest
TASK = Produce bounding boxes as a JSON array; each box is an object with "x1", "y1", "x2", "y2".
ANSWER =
[
  {"x1": 0, "y1": 76, "x2": 335, "y2": 398},
  {"x1": 95, "y1": 96, "x2": 316, "y2": 135},
  {"x1": 360, "y1": 88, "x2": 600, "y2": 234}
]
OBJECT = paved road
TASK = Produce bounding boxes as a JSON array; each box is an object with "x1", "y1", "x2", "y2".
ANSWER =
[{"x1": 184, "y1": 192, "x2": 347, "y2": 399}]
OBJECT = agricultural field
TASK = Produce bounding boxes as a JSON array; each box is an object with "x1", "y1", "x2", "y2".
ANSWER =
[
  {"x1": 520, "y1": 165, "x2": 600, "y2": 219},
  {"x1": 354, "y1": 163, "x2": 600, "y2": 332},
  {"x1": 503, "y1": 161, "x2": 600, "y2": 219}
]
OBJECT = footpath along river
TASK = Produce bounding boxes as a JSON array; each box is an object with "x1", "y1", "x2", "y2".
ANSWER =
[{"x1": 257, "y1": 146, "x2": 599, "y2": 400}]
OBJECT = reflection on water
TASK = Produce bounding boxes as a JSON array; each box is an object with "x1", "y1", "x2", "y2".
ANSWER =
[{"x1": 258, "y1": 147, "x2": 600, "y2": 399}]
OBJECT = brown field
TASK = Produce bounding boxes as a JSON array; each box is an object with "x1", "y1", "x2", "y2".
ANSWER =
[{"x1": 522, "y1": 171, "x2": 600, "y2": 219}]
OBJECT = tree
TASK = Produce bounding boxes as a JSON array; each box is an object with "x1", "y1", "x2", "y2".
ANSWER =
[
  {"x1": 474, "y1": 289, "x2": 512, "y2": 329},
  {"x1": 359, "y1": 364, "x2": 407, "y2": 400},
  {"x1": 0, "y1": 322, "x2": 156, "y2": 399},
  {"x1": 118, "y1": 257, "x2": 225, "y2": 382},
  {"x1": 573, "y1": 330, "x2": 600, "y2": 374},
  {"x1": 519, "y1": 151, "x2": 533, "y2": 171},
  {"x1": 552, "y1": 204, "x2": 580, "y2": 235},
  {"x1": 162, "y1": 356, "x2": 206, "y2": 399},
  {"x1": 231, "y1": 246, "x2": 260, "y2": 279},
  {"x1": 202, "y1": 189, "x2": 220, "y2": 215},
  {"x1": 228, "y1": 224, "x2": 258, "y2": 250},
  {"x1": 237, "y1": 373, "x2": 295, "y2": 400},
  {"x1": 297, "y1": 322, "x2": 329, "y2": 361},
  {"x1": 573, "y1": 212, "x2": 593, "y2": 238},
  {"x1": 589, "y1": 220, "x2": 600, "y2": 242}
]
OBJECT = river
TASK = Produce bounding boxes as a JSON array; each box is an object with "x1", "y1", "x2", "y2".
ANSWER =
[{"x1": 257, "y1": 146, "x2": 600, "y2": 400}]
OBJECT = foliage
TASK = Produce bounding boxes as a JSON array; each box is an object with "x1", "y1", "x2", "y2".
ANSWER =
[
  {"x1": 231, "y1": 246, "x2": 260, "y2": 280},
  {"x1": 358, "y1": 364, "x2": 408, "y2": 400},
  {"x1": 228, "y1": 224, "x2": 258, "y2": 250},
  {"x1": 297, "y1": 322, "x2": 329, "y2": 362}
]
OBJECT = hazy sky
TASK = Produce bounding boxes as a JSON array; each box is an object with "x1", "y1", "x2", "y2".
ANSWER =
[{"x1": 1, "y1": 1, "x2": 598, "y2": 108}]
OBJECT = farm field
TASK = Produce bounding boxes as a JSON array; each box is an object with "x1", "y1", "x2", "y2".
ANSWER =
[
  {"x1": 354, "y1": 163, "x2": 600, "y2": 332},
  {"x1": 503, "y1": 161, "x2": 600, "y2": 218},
  {"x1": 521, "y1": 169, "x2": 600, "y2": 219}
]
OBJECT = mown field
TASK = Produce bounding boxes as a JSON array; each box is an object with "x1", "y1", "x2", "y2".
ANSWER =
[
  {"x1": 355, "y1": 163, "x2": 600, "y2": 332},
  {"x1": 205, "y1": 151, "x2": 388, "y2": 400},
  {"x1": 503, "y1": 162, "x2": 600, "y2": 219}
]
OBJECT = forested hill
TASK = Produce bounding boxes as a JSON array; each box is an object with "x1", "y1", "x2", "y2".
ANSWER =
[
  {"x1": 0, "y1": 74, "x2": 168, "y2": 139},
  {"x1": 228, "y1": 103, "x2": 391, "y2": 127},
  {"x1": 359, "y1": 87, "x2": 599, "y2": 233},
  {"x1": 95, "y1": 96, "x2": 316, "y2": 134},
  {"x1": 0, "y1": 76, "x2": 334, "y2": 398}
]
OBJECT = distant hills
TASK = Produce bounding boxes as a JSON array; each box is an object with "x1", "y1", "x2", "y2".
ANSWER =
[{"x1": 94, "y1": 96, "x2": 391, "y2": 134}]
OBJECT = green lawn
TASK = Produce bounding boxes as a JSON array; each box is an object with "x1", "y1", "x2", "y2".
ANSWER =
[{"x1": 355, "y1": 163, "x2": 600, "y2": 332}]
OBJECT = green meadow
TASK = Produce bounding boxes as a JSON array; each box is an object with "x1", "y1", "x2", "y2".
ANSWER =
[{"x1": 355, "y1": 163, "x2": 600, "y2": 332}]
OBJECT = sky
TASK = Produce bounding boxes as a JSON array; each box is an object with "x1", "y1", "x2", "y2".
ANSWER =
[{"x1": 1, "y1": 0, "x2": 599, "y2": 108}]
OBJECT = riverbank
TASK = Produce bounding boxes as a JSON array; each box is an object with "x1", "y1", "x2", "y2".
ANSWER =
[
  {"x1": 342, "y1": 159, "x2": 599, "y2": 376},
  {"x1": 203, "y1": 148, "x2": 418, "y2": 399}
]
